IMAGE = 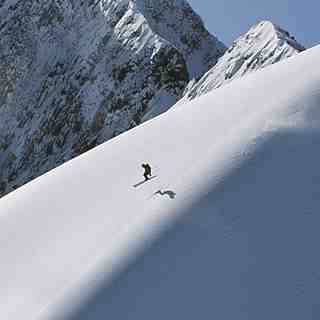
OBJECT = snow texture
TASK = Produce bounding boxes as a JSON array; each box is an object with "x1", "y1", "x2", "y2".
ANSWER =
[{"x1": 1, "y1": 44, "x2": 320, "y2": 320}]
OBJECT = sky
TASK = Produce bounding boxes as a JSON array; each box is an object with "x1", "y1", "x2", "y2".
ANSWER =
[{"x1": 187, "y1": 0, "x2": 318, "y2": 48}]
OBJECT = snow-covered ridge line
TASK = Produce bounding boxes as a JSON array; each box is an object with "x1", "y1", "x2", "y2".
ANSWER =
[
  {"x1": 181, "y1": 20, "x2": 305, "y2": 102},
  {"x1": 132, "y1": 0, "x2": 226, "y2": 77},
  {"x1": 1, "y1": 44, "x2": 320, "y2": 320}
]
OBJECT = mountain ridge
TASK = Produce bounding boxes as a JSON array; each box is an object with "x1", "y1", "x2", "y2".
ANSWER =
[{"x1": 180, "y1": 20, "x2": 305, "y2": 102}]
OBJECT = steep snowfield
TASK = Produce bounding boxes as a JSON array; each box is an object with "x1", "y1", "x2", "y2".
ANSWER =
[
  {"x1": 1, "y1": 45, "x2": 320, "y2": 320},
  {"x1": 181, "y1": 21, "x2": 305, "y2": 103}
]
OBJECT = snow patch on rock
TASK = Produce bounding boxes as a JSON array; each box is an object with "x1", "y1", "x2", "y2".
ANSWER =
[{"x1": 181, "y1": 20, "x2": 305, "y2": 103}]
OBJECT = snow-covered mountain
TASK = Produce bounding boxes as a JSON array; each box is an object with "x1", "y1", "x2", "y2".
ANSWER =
[
  {"x1": 1, "y1": 44, "x2": 320, "y2": 320},
  {"x1": 181, "y1": 21, "x2": 305, "y2": 102},
  {"x1": 0, "y1": 0, "x2": 225, "y2": 197}
]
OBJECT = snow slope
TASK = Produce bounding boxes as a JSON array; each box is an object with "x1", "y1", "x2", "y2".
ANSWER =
[
  {"x1": 1, "y1": 45, "x2": 320, "y2": 320},
  {"x1": 181, "y1": 21, "x2": 305, "y2": 102}
]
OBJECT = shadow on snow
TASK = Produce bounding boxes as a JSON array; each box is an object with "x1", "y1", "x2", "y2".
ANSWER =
[
  {"x1": 62, "y1": 130, "x2": 320, "y2": 320},
  {"x1": 153, "y1": 190, "x2": 177, "y2": 199}
]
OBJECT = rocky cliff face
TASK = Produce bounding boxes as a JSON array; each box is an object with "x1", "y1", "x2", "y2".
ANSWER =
[
  {"x1": 0, "y1": 0, "x2": 225, "y2": 196},
  {"x1": 181, "y1": 21, "x2": 305, "y2": 102}
]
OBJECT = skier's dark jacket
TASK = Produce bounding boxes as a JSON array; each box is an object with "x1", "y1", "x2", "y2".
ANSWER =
[{"x1": 142, "y1": 163, "x2": 151, "y2": 176}]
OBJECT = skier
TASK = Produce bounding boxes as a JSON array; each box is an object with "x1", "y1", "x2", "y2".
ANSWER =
[{"x1": 142, "y1": 163, "x2": 152, "y2": 181}]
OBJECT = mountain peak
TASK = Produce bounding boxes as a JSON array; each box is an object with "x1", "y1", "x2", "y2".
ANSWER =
[
  {"x1": 244, "y1": 20, "x2": 305, "y2": 52},
  {"x1": 132, "y1": 0, "x2": 227, "y2": 77},
  {"x1": 181, "y1": 20, "x2": 305, "y2": 102}
]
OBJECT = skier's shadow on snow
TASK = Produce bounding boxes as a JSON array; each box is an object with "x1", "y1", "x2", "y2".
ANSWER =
[
  {"x1": 153, "y1": 190, "x2": 176, "y2": 199},
  {"x1": 55, "y1": 111, "x2": 320, "y2": 320}
]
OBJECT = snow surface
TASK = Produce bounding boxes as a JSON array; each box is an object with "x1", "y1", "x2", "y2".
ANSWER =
[{"x1": 1, "y1": 45, "x2": 320, "y2": 320}]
